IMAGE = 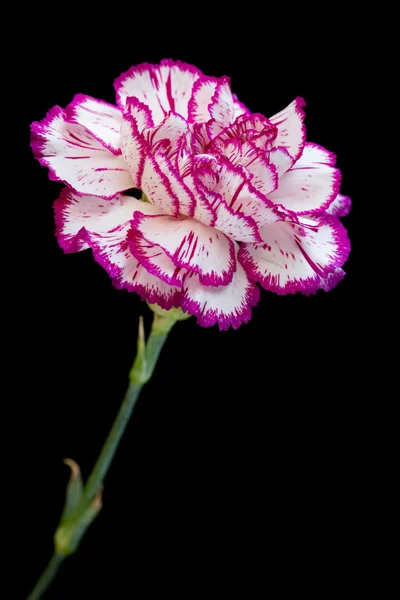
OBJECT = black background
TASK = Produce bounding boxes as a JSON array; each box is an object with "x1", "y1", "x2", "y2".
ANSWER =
[{"x1": 15, "y1": 10, "x2": 361, "y2": 598}]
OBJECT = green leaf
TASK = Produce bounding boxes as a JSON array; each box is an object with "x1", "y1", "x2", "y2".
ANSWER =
[{"x1": 60, "y1": 459, "x2": 83, "y2": 521}]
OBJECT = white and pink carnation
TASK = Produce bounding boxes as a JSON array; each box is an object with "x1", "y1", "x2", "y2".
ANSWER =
[{"x1": 31, "y1": 59, "x2": 351, "y2": 330}]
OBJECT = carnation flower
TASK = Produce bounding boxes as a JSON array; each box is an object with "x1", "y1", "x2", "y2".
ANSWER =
[{"x1": 31, "y1": 59, "x2": 350, "y2": 329}]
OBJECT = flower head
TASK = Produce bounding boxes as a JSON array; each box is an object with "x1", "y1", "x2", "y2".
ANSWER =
[{"x1": 31, "y1": 59, "x2": 350, "y2": 330}]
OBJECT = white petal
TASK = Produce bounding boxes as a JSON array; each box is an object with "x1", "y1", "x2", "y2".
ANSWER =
[
  {"x1": 124, "y1": 97, "x2": 154, "y2": 131},
  {"x1": 269, "y1": 97, "x2": 306, "y2": 162},
  {"x1": 188, "y1": 76, "x2": 219, "y2": 123},
  {"x1": 128, "y1": 228, "x2": 185, "y2": 287},
  {"x1": 120, "y1": 114, "x2": 148, "y2": 187},
  {"x1": 53, "y1": 188, "x2": 159, "y2": 252},
  {"x1": 55, "y1": 188, "x2": 181, "y2": 308},
  {"x1": 181, "y1": 257, "x2": 260, "y2": 330},
  {"x1": 153, "y1": 152, "x2": 196, "y2": 217},
  {"x1": 132, "y1": 213, "x2": 236, "y2": 286},
  {"x1": 268, "y1": 143, "x2": 341, "y2": 214},
  {"x1": 143, "y1": 112, "x2": 188, "y2": 152},
  {"x1": 141, "y1": 153, "x2": 179, "y2": 216},
  {"x1": 114, "y1": 60, "x2": 201, "y2": 124},
  {"x1": 269, "y1": 147, "x2": 293, "y2": 178},
  {"x1": 208, "y1": 77, "x2": 235, "y2": 127},
  {"x1": 215, "y1": 162, "x2": 279, "y2": 227},
  {"x1": 213, "y1": 199, "x2": 261, "y2": 243},
  {"x1": 238, "y1": 214, "x2": 350, "y2": 294},
  {"x1": 31, "y1": 107, "x2": 133, "y2": 198},
  {"x1": 66, "y1": 94, "x2": 122, "y2": 153},
  {"x1": 89, "y1": 228, "x2": 182, "y2": 309},
  {"x1": 215, "y1": 140, "x2": 278, "y2": 197},
  {"x1": 232, "y1": 93, "x2": 249, "y2": 118}
]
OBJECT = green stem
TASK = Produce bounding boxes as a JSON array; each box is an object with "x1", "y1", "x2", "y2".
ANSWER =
[
  {"x1": 27, "y1": 312, "x2": 177, "y2": 600},
  {"x1": 81, "y1": 380, "x2": 142, "y2": 507},
  {"x1": 27, "y1": 553, "x2": 63, "y2": 600}
]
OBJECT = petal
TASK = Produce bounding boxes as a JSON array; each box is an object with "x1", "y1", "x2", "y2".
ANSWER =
[
  {"x1": 316, "y1": 267, "x2": 346, "y2": 292},
  {"x1": 88, "y1": 229, "x2": 182, "y2": 309},
  {"x1": 31, "y1": 107, "x2": 133, "y2": 198},
  {"x1": 124, "y1": 97, "x2": 154, "y2": 130},
  {"x1": 187, "y1": 75, "x2": 220, "y2": 123},
  {"x1": 190, "y1": 122, "x2": 211, "y2": 154},
  {"x1": 238, "y1": 143, "x2": 278, "y2": 197},
  {"x1": 131, "y1": 213, "x2": 236, "y2": 286},
  {"x1": 152, "y1": 151, "x2": 196, "y2": 217},
  {"x1": 232, "y1": 93, "x2": 250, "y2": 118},
  {"x1": 66, "y1": 94, "x2": 122, "y2": 154},
  {"x1": 188, "y1": 74, "x2": 237, "y2": 129},
  {"x1": 141, "y1": 153, "x2": 179, "y2": 216},
  {"x1": 208, "y1": 77, "x2": 235, "y2": 129},
  {"x1": 128, "y1": 228, "x2": 185, "y2": 287},
  {"x1": 213, "y1": 139, "x2": 278, "y2": 197},
  {"x1": 213, "y1": 198, "x2": 262, "y2": 243},
  {"x1": 208, "y1": 112, "x2": 277, "y2": 145},
  {"x1": 289, "y1": 266, "x2": 346, "y2": 295},
  {"x1": 269, "y1": 147, "x2": 293, "y2": 178},
  {"x1": 181, "y1": 257, "x2": 260, "y2": 330},
  {"x1": 120, "y1": 113, "x2": 149, "y2": 186},
  {"x1": 143, "y1": 112, "x2": 188, "y2": 153},
  {"x1": 192, "y1": 182, "x2": 217, "y2": 226},
  {"x1": 238, "y1": 214, "x2": 350, "y2": 295},
  {"x1": 325, "y1": 193, "x2": 352, "y2": 217},
  {"x1": 53, "y1": 188, "x2": 180, "y2": 308},
  {"x1": 53, "y1": 188, "x2": 159, "y2": 253},
  {"x1": 114, "y1": 60, "x2": 202, "y2": 124},
  {"x1": 215, "y1": 161, "x2": 279, "y2": 227},
  {"x1": 269, "y1": 97, "x2": 306, "y2": 163},
  {"x1": 268, "y1": 143, "x2": 341, "y2": 214},
  {"x1": 177, "y1": 155, "x2": 217, "y2": 225}
]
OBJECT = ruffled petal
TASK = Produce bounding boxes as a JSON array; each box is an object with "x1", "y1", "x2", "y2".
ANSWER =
[
  {"x1": 208, "y1": 112, "x2": 277, "y2": 146},
  {"x1": 237, "y1": 143, "x2": 278, "y2": 197},
  {"x1": 188, "y1": 76, "x2": 220, "y2": 123},
  {"x1": 128, "y1": 228, "x2": 185, "y2": 287},
  {"x1": 54, "y1": 188, "x2": 181, "y2": 308},
  {"x1": 143, "y1": 112, "x2": 188, "y2": 155},
  {"x1": 268, "y1": 143, "x2": 341, "y2": 214},
  {"x1": 66, "y1": 94, "x2": 122, "y2": 154},
  {"x1": 190, "y1": 122, "x2": 211, "y2": 154},
  {"x1": 269, "y1": 97, "x2": 306, "y2": 163},
  {"x1": 31, "y1": 107, "x2": 133, "y2": 198},
  {"x1": 53, "y1": 188, "x2": 159, "y2": 253},
  {"x1": 325, "y1": 193, "x2": 352, "y2": 217},
  {"x1": 124, "y1": 97, "x2": 154, "y2": 130},
  {"x1": 152, "y1": 152, "x2": 196, "y2": 217},
  {"x1": 215, "y1": 161, "x2": 279, "y2": 228},
  {"x1": 316, "y1": 267, "x2": 346, "y2": 292},
  {"x1": 192, "y1": 184, "x2": 217, "y2": 225},
  {"x1": 213, "y1": 139, "x2": 278, "y2": 197},
  {"x1": 177, "y1": 154, "x2": 217, "y2": 225},
  {"x1": 188, "y1": 76, "x2": 234, "y2": 128},
  {"x1": 141, "y1": 153, "x2": 180, "y2": 216},
  {"x1": 131, "y1": 212, "x2": 236, "y2": 286},
  {"x1": 232, "y1": 93, "x2": 250, "y2": 118},
  {"x1": 213, "y1": 198, "x2": 262, "y2": 243},
  {"x1": 269, "y1": 147, "x2": 293, "y2": 178},
  {"x1": 208, "y1": 77, "x2": 235, "y2": 129},
  {"x1": 120, "y1": 113, "x2": 149, "y2": 187},
  {"x1": 180, "y1": 256, "x2": 260, "y2": 330},
  {"x1": 88, "y1": 229, "x2": 182, "y2": 309},
  {"x1": 238, "y1": 214, "x2": 350, "y2": 295},
  {"x1": 114, "y1": 59, "x2": 202, "y2": 124}
]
